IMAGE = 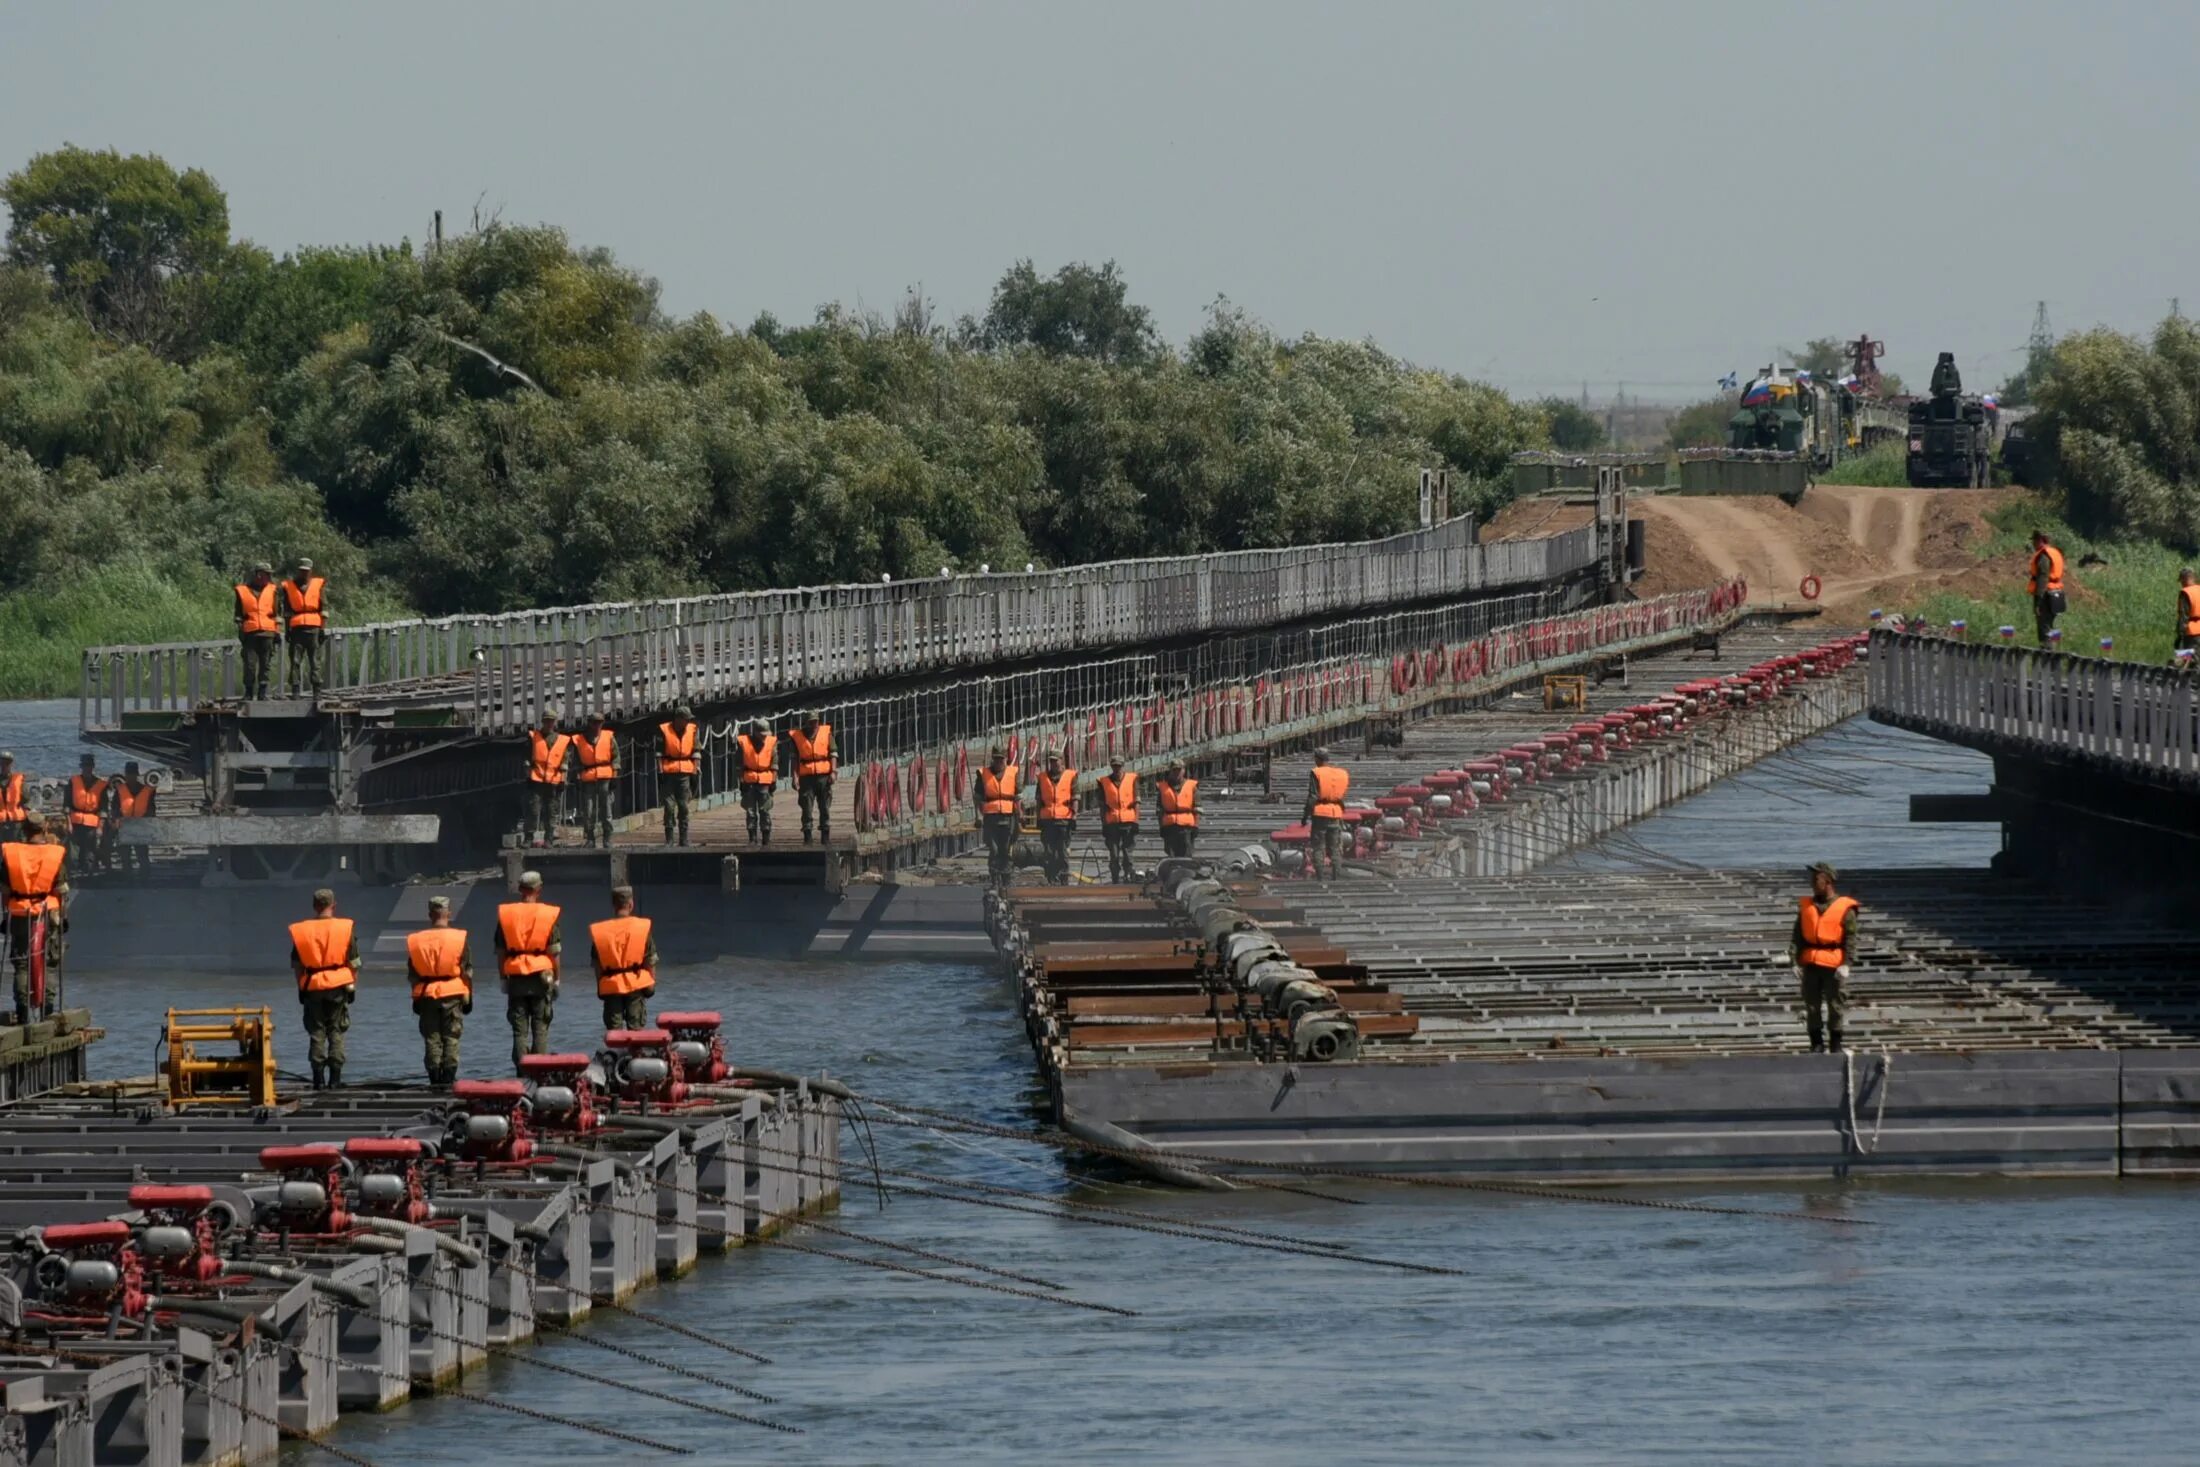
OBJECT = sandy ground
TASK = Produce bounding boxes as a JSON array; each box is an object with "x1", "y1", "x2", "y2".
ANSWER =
[{"x1": 1488, "y1": 486, "x2": 2019, "y2": 624}]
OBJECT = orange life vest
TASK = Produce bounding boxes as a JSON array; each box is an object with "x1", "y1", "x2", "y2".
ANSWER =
[
  {"x1": 281, "y1": 577, "x2": 326, "y2": 630},
  {"x1": 1311, "y1": 766, "x2": 1349, "y2": 820},
  {"x1": 1158, "y1": 778, "x2": 1198, "y2": 828},
  {"x1": 1036, "y1": 769, "x2": 1077, "y2": 822},
  {"x1": 406, "y1": 927, "x2": 471, "y2": 1002},
  {"x1": 2, "y1": 841, "x2": 63, "y2": 916},
  {"x1": 69, "y1": 775, "x2": 107, "y2": 830},
  {"x1": 2029, "y1": 544, "x2": 2065, "y2": 595},
  {"x1": 1100, "y1": 772, "x2": 1138, "y2": 825},
  {"x1": 290, "y1": 916, "x2": 357, "y2": 993},
  {"x1": 738, "y1": 734, "x2": 777, "y2": 786},
  {"x1": 979, "y1": 766, "x2": 1019, "y2": 817},
  {"x1": 0, "y1": 772, "x2": 23, "y2": 822},
  {"x1": 591, "y1": 914, "x2": 655, "y2": 997},
  {"x1": 575, "y1": 729, "x2": 617, "y2": 782},
  {"x1": 235, "y1": 582, "x2": 279, "y2": 635},
  {"x1": 115, "y1": 782, "x2": 153, "y2": 819},
  {"x1": 2181, "y1": 584, "x2": 2200, "y2": 637},
  {"x1": 1797, "y1": 896, "x2": 1859, "y2": 969},
  {"x1": 529, "y1": 731, "x2": 571, "y2": 785},
  {"x1": 658, "y1": 723, "x2": 698, "y2": 775},
  {"x1": 790, "y1": 725, "x2": 834, "y2": 778},
  {"x1": 497, "y1": 901, "x2": 561, "y2": 978}
]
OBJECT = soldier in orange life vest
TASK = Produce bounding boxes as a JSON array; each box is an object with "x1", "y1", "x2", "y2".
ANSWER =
[
  {"x1": 523, "y1": 714, "x2": 572, "y2": 848},
  {"x1": 1098, "y1": 756, "x2": 1139, "y2": 883},
  {"x1": 736, "y1": 719, "x2": 777, "y2": 845},
  {"x1": 2028, "y1": 530, "x2": 2066, "y2": 647},
  {"x1": 102, "y1": 761, "x2": 155, "y2": 877},
  {"x1": 281, "y1": 557, "x2": 329, "y2": 697},
  {"x1": 3, "y1": 813, "x2": 68, "y2": 1025},
  {"x1": 591, "y1": 885, "x2": 659, "y2": 1032},
  {"x1": 290, "y1": 887, "x2": 359, "y2": 1088},
  {"x1": 496, "y1": 870, "x2": 561, "y2": 1071},
  {"x1": 1302, "y1": 748, "x2": 1350, "y2": 881},
  {"x1": 658, "y1": 706, "x2": 698, "y2": 846},
  {"x1": 573, "y1": 715, "x2": 618, "y2": 850},
  {"x1": 1031, "y1": 751, "x2": 1077, "y2": 886},
  {"x1": 790, "y1": 712, "x2": 835, "y2": 845},
  {"x1": 1156, "y1": 759, "x2": 1200, "y2": 859},
  {"x1": 234, "y1": 561, "x2": 280, "y2": 700},
  {"x1": 974, "y1": 747, "x2": 1020, "y2": 887},
  {"x1": 406, "y1": 894, "x2": 472, "y2": 1086},
  {"x1": 66, "y1": 754, "x2": 108, "y2": 876},
  {"x1": 1789, "y1": 861, "x2": 1859, "y2": 1053},
  {"x1": 2177, "y1": 569, "x2": 2200, "y2": 654},
  {"x1": 0, "y1": 751, "x2": 24, "y2": 843}
]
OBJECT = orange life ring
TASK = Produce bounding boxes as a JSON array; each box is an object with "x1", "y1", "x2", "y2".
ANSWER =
[{"x1": 1799, "y1": 575, "x2": 1821, "y2": 602}]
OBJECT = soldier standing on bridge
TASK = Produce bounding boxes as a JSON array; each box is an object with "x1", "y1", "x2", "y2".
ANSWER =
[
  {"x1": 591, "y1": 885, "x2": 658, "y2": 1033},
  {"x1": 290, "y1": 888, "x2": 358, "y2": 1089},
  {"x1": 573, "y1": 715, "x2": 618, "y2": 850},
  {"x1": 1303, "y1": 748, "x2": 1350, "y2": 881},
  {"x1": 975, "y1": 747, "x2": 1020, "y2": 887},
  {"x1": 406, "y1": 895, "x2": 472, "y2": 1087},
  {"x1": 1156, "y1": 759, "x2": 1200, "y2": 858},
  {"x1": 1032, "y1": 751, "x2": 1077, "y2": 885},
  {"x1": 3, "y1": 813, "x2": 67, "y2": 1026},
  {"x1": 1098, "y1": 756, "x2": 1139, "y2": 883},
  {"x1": 2028, "y1": 530, "x2": 2065, "y2": 647},
  {"x1": 790, "y1": 712, "x2": 835, "y2": 845},
  {"x1": 280, "y1": 557, "x2": 328, "y2": 698},
  {"x1": 0, "y1": 752, "x2": 24, "y2": 844},
  {"x1": 234, "y1": 561, "x2": 279, "y2": 700},
  {"x1": 2176, "y1": 569, "x2": 2200, "y2": 655},
  {"x1": 658, "y1": 707, "x2": 698, "y2": 846},
  {"x1": 497, "y1": 871, "x2": 560, "y2": 1071},
  {"x1": 736, "y1": 720, "x2": 776, "y2": 844},
  {"x1": 104, "y1": 761, "x2": 154, "y2": 876},
  {"x1": 1790, "y1": 862, "x2": 1858, "y2": 1053},
  {"x1": 66, "y1": 755, "x2": 107, "y2": 876},
  {"x1": 524, "y1": 714, "x2": 572, "y2": 848}
]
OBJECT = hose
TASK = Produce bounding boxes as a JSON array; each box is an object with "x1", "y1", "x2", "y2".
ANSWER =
[
  {"x1": 217, "y1": 1258, "x2": 377, "y2": 1310},
  {"x1": 354, "y1": 1215, "x2": 484, "y2": 1268}
]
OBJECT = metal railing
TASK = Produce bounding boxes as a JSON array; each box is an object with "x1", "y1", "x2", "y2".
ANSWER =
[
  {"x1": 1868, "y1": 632, "x2": 2200, "y2": 782},
  {"x1": 82, "y1": 517, "x2": 1604, "y2": 734}
]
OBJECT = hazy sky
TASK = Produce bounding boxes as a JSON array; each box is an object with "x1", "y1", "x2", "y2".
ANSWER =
[{"x1": 3, "y1": 1, "x2": 2192, "y2": 400}]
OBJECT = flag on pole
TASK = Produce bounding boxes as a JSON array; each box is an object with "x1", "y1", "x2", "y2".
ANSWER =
[{"x1": 1718, "y1": 371, "x2": 1739, "y2": 391}]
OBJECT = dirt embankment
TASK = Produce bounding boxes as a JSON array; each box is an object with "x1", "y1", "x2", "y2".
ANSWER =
[{"x1": 1486, "y1": 486, "x2": 2020, "y2": 623}]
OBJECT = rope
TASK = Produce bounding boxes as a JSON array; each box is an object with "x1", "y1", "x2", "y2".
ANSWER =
[
  {"x1": 766, "y1": 1240, "x2": 1138, "y2": 1318},
  {"x1": 1843, "y1": 1047, "x2": 1894, "y2": 1156}
]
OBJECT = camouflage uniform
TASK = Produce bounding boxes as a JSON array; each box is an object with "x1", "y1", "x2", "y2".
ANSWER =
[
  {"x1": 4, "y1": 833, "x2": 67, "y2": 1024},
  {"x1": 496, "y1": 898, "x2": 561, "y2": 1072}
]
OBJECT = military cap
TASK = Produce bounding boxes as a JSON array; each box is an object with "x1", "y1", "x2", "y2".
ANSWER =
[
  {"x1": 517, "y1": 870, "x2": 544, "y2": 890},
  {"x1": 674, "y1": 705, "x2": 694, "y2": 721},
  {"x1": 311, "y1": 887, "x2": 336, "y2": 906},
  {"x1": 252, "y1": 561, "x2": 272, "y2": 574},
  {"x1": 21, "y1": 812, "x2": 45, "y2": 832},
  {"x1": 295, "y1": 557, "x2": 313, "y2": 571},
  {"x1": 426, "y1": 894, "x2": 452, "y2": 913},
  {"x1": 1808, "y1": 861, "x2": 1837, "y2": 880},
  {"x1": 610, "y1": 884, "x2": 635, "y2": 904}
]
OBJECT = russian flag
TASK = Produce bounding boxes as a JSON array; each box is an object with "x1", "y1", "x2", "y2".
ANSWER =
[{"x1": 1739, "y1": 378, "x2": 1773, "y2": 407}]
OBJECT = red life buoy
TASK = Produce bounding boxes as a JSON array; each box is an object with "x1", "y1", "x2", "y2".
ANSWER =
[
  {"x1": 1735, "y1": 578, "x2": 1748, "y2": 605},
  {"x1": 938, "y1": 758, "x2": 951, "y2": 811},
  {"x1": 1799, "y1": 575, "x2": 1820, "y2": 602},
  {"x1": 1392, "y1": 655, "x2": 1418, "y2": 694},
  {"x1": 909, "y1": 755, "x2": 927, "y2": 812},
  {"x1": 955, "y1": 744, "x2": 969, "y2": 793},
  {"x1": 1425, "y1": 647, "x2": 1445, "y2": 685},
  {"x1": 853, "y1": 771, "x2": 871, "y2": 833},
  {"x1": 1463, "y1": 641, "x2": 1486, "y2": 680}
]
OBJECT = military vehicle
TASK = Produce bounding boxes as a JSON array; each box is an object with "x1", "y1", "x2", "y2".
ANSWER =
[
  {"x1": 1906, "y1": 352, "x2": 1994, "y2": 487},
  {"x1": 1726, "y1": 366, "x2": 1837, "y2": 468}
]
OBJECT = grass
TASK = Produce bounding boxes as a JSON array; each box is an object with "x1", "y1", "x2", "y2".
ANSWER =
[
  {"x1": 1815, "y1": 439, "x2": 1909, "y2": 487},
  {"x1": 1910, "y1": 495, "x2": 2192, "y2": 666}
]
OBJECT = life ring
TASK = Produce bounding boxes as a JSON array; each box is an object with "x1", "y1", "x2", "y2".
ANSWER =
[
  {"x1": 1461, "y1": 641, "x2": 1486, "y2": 681},
  {"x1": 1392, "y1": 655, "x2": 1418, "y2": 694},
  {"x1": 1799, "y1": 575, "x2": 1820, "y2": 602},
  {"x1": 1425, "y1": 646, "x2": 1445, "y2": 685},
  {"x1": 937, "y1": 758, "x2": 951, "y2": 811},
  {"x1": 853, "y1": 771, "x2": 871, "y2": 833},
  {"x1": 955, "y1": 744, "x2": 969, "y2": 794},
  {"x1": 1734, "y1": 577, "x2": 1747, "y2": 605},
  {"x1": 909, "y1": 755, "x2": 927, "y2": 813}
]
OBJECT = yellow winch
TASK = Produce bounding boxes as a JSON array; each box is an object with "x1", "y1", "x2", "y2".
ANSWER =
[{"x1": 161, "y1": 1007, "x2": 278, "y2": 1109}]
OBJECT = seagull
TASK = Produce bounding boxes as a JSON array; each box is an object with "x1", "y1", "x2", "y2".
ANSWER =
[{"x1": 435, "y1": 331, "x2": 546, "y2": 394}]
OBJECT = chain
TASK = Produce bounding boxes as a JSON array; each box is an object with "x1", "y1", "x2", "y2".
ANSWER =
[
  {"x1": 767, "y1": 1240, "x2": 1138, "y2": 1318},
  {"x1": 49, "y1": 1341, "x2": 389, "y2": 1467}
]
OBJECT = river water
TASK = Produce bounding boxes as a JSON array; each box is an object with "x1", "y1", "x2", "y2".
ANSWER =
[{"x1": 6, "y1": 698, "x2": 2198, "y2": 1464}]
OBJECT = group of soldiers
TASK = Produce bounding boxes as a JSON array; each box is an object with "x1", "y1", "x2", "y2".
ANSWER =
[
  {"x1": 234, "y1": 558, "x2": 330, "y2": 700},
  {"x1": 521, "y1": 707, "x2": 836, "y2": 850},
  {"x1": 0, "y1": 751, "x2": 156, "y2": 879},
  {"x1": 285, "y1": 873, "x2": 663, "y2": 1088},
  {"x1": 968, "y1": 745, "x2": 1355, "y2": 886}
]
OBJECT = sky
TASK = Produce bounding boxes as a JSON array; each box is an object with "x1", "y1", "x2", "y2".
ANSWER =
[{"x1": 1, "y1": 1, "x2": 2193, "y2": 402}]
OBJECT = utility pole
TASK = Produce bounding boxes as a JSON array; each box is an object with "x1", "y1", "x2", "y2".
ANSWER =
[{"x1": 2029, "y1": 301, "x2": 2053, "y2": 360}]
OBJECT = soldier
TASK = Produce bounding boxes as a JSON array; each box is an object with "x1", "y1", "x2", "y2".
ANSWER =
[
  {"x1": 523, "y1": 713, "x2": 571, "y2": 848},
  {"x1": 496, "y1": 870, "x2": 561, "y2": 1072},
  {"x1": 0, "y1": 751, "x2": 24, "y2": 844},
  {"x1": 406, "y1": 895, "x2": 472, "y2": 1087},
  {"x1": 973, "y1": 747, "x2": 1019, "y2": 887},
  {"x1": 658, "y1": 706, "x2": 698, "y2": 846},
  {"x1": 289, "y1": 888, "x2": 358, "y2": 1089},
  {"x1": 65, "y1": 755, "x2": 107, "y2": 876},
  {"x1": 2, "y1": 813, "x2": 67, "y2": 1026},
  {"x1": 280, "y1": 557, "x2": 329, "y2": 697},
  {"x1": 105, "y1": 761, "x2": 154, "y2": 876},
  {"x1": 1789, "y1": 861, "x2": 1858, "y2": 1053},
  {"x1": 573, "y1": 715, "x2": 618, "y2": 850},
  {"x1": 736, "y1": 719, "x2": 777, "y2": 845},
  {"x1": 234, "y1": 561, "x2": 280, "y2": 700},
  {"x1": 790, "y1": 712, "x2": 836, "y2": 845},
  {"x1": 1098, "y1": 756, "x2": 1139, "y2": 883},
  {"x1": 1032, "y1": 751, "x2": 1078, "y2": 886},
  {"x1": 2176, "y1": 569, "x2": 2200, "y2": 654},
  {"x1": 2028, "y1": 530, "x2": 2065, "y2": 647},
  {"x1": 1303, "y1": 748, "x2": 1350, "y2": 881},
  {"x1": 590, "y1": 885, "x2": 658, "y2": 1033},
  {"x1": 1156, "y1": 759, "x2": 1200, "y2": 859}
]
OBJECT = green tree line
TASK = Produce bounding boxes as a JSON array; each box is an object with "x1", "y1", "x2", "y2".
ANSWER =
[{"x1": 0, "y1": 145, "x2": 1567, "y2": 694}]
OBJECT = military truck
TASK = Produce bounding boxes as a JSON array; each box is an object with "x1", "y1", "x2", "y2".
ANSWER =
[
  {"x1": 1906, "y1": 352, "x2": 1994, "y2": 487},
  {"x1": 1727, "y1": 366, "x2": 1836, "y2": 468}
]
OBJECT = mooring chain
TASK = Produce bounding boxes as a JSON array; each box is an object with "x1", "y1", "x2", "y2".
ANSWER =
[
  {"x1": 804, "y1": 1219, "x2": 1068, "y2": 1291},
  {"x1": 768, "y1": 1240, "x2": 1139, "y2": 1318},
  {"x1": 50, "y1": 1342, "x2": 391, "y2": 1467},
  {"x1": 492, "y1": 1253, "x2": 771, "y2": 1363}
]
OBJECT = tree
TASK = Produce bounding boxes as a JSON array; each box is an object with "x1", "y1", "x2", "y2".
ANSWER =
[
  {"x1": 975, "y1": 259, "x2": 1159, "y2": 365},
  {"x1": 1780, "y1": 337, "x2": 1848, "y2": 380},
  {"x1": 1667, "y1": 395, "x2": 1736, "y2": 449},
  {"x1": 2030, "y1": 314, "x2": 2200, "y2": 545},
  {"x1": 2, "y1": 146, "x2": 234, "y2": 354},
  {"x1": 1536, "y1": 397, "x2": 1606, "y2": 451}
]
